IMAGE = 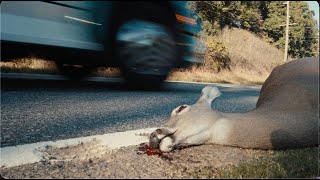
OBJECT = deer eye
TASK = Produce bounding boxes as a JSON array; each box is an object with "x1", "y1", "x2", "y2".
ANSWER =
[
  {"x1": 176, "y1": 105, "x2": 187, "y2": 114},
  {"x1": 156, "y1": 129, "x2": 163, "y2": 134},
  {"x1": 171, "y1": 105, "x2": 190, "y2": 117}
]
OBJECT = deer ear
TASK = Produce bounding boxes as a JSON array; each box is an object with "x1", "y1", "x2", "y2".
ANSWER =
[
  {"x1": 171, "y1": 105, "x2": 190, "y2": 116},
  {"x1": 196, "y1": 86, "x2": 221, "y2": 106}
]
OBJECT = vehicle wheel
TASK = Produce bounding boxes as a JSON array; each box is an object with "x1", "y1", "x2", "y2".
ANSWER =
[
  {"x1": 56, "y1": 63, "x2": 95, "y2": 80},
  {"x1": 109, "y1": 3, "x2": 179, "y2": 89}
]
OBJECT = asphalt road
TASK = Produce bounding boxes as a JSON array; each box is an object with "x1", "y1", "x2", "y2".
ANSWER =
[{"x1": 1, "y1": 74, "x2": 261, "y2": 148}]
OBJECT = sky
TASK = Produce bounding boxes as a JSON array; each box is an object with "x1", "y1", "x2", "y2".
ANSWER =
[{"x1": 306, "y1": 1, "x2": 319, "y2": 29}]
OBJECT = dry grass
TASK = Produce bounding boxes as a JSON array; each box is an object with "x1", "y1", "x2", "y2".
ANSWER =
[
  {"x1": 91, "y1": 67, "x2": 122, "y2": 78},
  {"x1": 217, "y1": 28, "x2": 291, "y2": 73},
  {"x1": 0, "y1": 58, "x2": 122, "y2": 78},
  {"x1": 168, "y1": 66, "x2": 268, "y2": 85},
  {"x1": 0, "y1": 58, "x2": 59, "y2": 74},
  {"x1": 168, "y1": 28, "x2": 293, "y2": 85}
]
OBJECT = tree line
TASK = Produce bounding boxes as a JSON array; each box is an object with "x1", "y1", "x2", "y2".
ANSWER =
[{"x1": 188, "y1": 1, "x2": 319, "y2": 58}]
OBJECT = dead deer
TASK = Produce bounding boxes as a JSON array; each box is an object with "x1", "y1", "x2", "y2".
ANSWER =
[{"x1": 149, "y1": 57, "x2": 319, "y2": 152}]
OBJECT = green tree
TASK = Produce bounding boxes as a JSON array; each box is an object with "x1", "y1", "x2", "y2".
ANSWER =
[
  {"x1": 288, "y1": 1, "x2": 318, "y2": 57},
  {"x1": 262, "y1": 1, "x2": 318, "y2": 58},
  {"x1": 189, "y1": 1, "x2": 319, "y2": 58},
  {"x1": 190, "y1": 1, "x2": 263, "y2": 34}
]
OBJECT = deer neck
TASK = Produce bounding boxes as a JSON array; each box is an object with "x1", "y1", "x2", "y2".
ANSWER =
[{"x1": 209, "y1": 109, "x2": 318, "y2": 150}]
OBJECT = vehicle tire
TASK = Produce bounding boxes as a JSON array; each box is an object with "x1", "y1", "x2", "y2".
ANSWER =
[{"x1": 109, "y1": 2, "x2": 179, "y2": 89}]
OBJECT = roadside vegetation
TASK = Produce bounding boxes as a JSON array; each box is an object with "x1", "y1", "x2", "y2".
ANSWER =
[
  {"x1": 167, "y1": 27, "x2": 290, "y2": 84},
  {"x1": 1, "y1": 58, "x2": 59, "y2": 75},
  {"x1": 188, "y1": 147, "x2": 318, "y2": 178},
  {"x1": 0, "y1": 58, "x2": 122, "y2": 79},
  {"x1": 1, "y1": 27, "x2": 290, "y2": 85}
]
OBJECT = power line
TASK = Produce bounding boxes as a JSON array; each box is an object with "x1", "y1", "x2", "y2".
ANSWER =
[{"x1": 279, "y1": 23, "x2": 297, "y2": 27}]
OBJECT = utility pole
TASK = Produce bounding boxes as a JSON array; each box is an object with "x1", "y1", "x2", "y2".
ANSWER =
[{"x1": 283, "y1": 1, "x2": 290, "y2": 62}]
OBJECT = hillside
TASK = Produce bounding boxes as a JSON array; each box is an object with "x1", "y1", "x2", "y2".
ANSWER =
[{"x1": 168, "y1": 28, "x2": 292, "y2": 85}]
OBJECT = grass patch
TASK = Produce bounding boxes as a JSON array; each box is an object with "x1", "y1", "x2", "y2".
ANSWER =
[
  {"x1": 91, "y1": 67, "x2": 122, "y2": 78},
  {"x1": 0, "y1": 58, "x2": 122, "y2": 78},
  {"x1": 167, "y1": 28, "x2": 294, "y2": 85},
  {"x1": 188, "y1": 147, "x2": 319, "y2": 178},
  {"x1": 167, "y1": 66, "x2": 268, "y2": 85},
  {"x1": 0, "y1": 58, "x2": 60, "y2": 75}
]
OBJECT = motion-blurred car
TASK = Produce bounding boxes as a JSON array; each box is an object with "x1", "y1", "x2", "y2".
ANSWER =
[{"x1": 1, "y1": 1, "x2": 203, "y2": 87}]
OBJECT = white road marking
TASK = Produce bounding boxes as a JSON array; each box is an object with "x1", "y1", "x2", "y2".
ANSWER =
[{"x1": 0, "y1": 128, "x2": 156, "y2": 168}]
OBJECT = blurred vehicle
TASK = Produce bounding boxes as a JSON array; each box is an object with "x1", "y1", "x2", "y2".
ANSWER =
[{"x1": 1, "y1": 1, "x2": 203, "y2": 87}]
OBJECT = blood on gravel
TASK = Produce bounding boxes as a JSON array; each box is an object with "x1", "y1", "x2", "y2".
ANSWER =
[{"x1": 137, "y1": 143, "x2": 162, "y2": 156}]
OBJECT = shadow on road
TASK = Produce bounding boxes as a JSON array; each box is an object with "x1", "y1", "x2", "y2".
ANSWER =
[
  {"x1": 1, "y1": 78, "x2": 127, "y2": 90},
  {"x1": 0, "y1": 77, "x2": 210, "y2": 93}
]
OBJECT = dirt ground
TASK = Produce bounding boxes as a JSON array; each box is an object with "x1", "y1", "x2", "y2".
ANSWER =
[{"x1": 1, "y1": 138, "x2": 272, "y2": 179}]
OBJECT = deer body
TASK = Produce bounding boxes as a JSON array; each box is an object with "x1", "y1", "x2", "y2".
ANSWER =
[
  {"x1": 218, "y1": 109, "x2": 317, "y2": 149},
  {"x1": 149, "y1": 57, "x2": 319, "y2": 152}
]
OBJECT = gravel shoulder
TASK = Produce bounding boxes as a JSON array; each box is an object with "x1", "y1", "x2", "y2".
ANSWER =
[{"x1": 1, "y1": 138, "x2": 271, "y2": 178}]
